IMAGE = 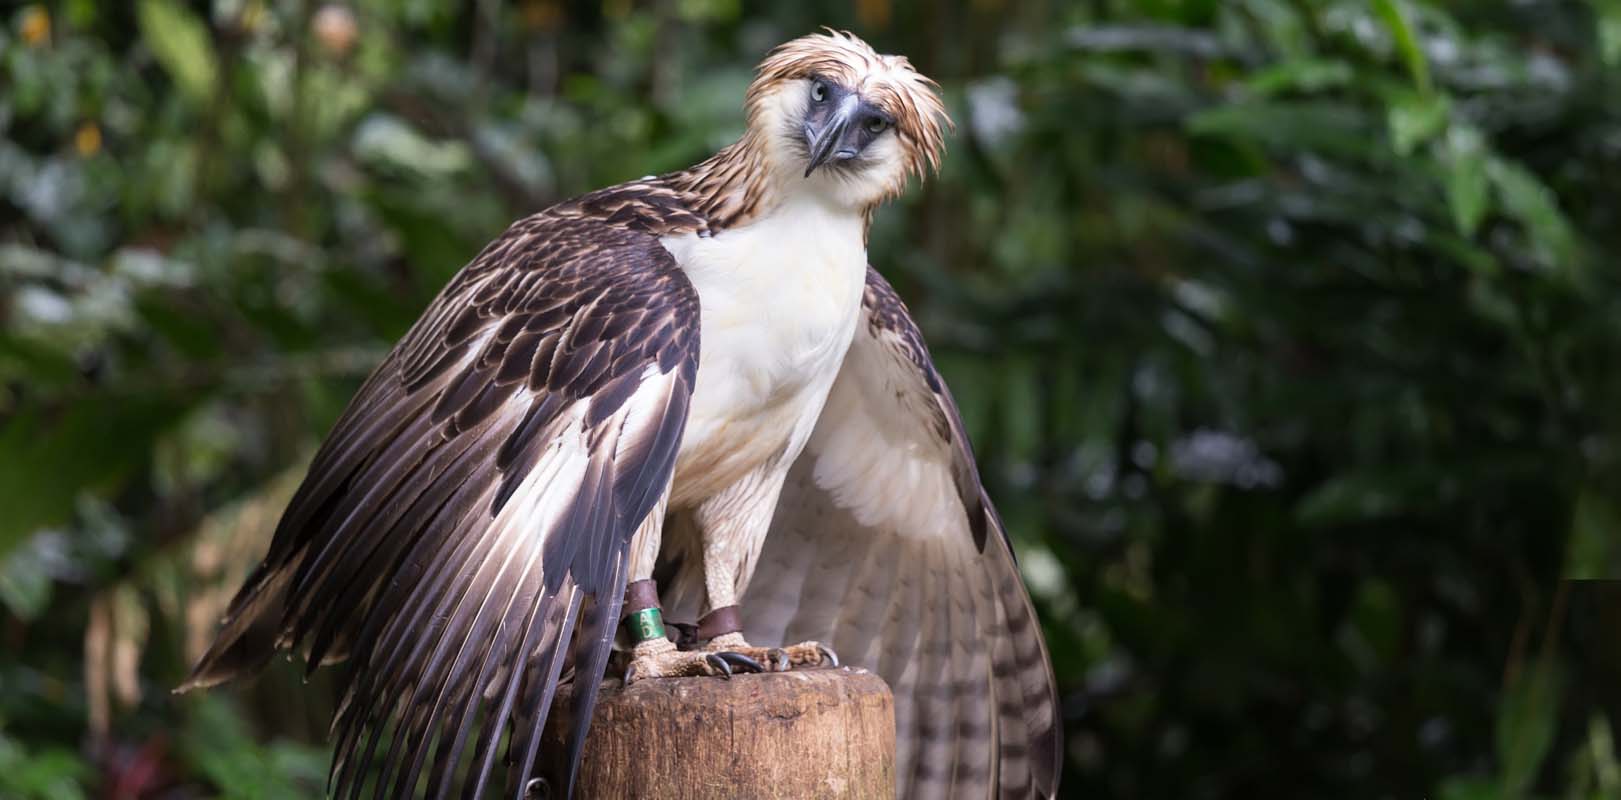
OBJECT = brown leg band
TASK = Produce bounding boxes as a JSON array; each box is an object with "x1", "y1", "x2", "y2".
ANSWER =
[
  {"x1": 623, "y1": 578, "x2": 661, "y2": 616},
  {"x1": 697, "y1": 605, "x2": 742, "y2": 641}
]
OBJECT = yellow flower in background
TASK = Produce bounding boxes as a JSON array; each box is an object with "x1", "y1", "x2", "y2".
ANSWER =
[
  {"x1": 75, "y1": 122, "x2": 101, "y2": 157},
  {"x1": 20, "y1": 4, "x2": 50, "y2": 47}
]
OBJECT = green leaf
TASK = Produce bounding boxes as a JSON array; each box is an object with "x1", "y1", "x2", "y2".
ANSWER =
[
  {"x1": 0, "y1": 735, "x2": 90, "y2": 800},
  {"x1": 0, "y1": 543, "x2": 52, "y2": 621},
  {"x1": 0, "y1": 394, "x2": 193, "y2": 560},
  {"x1": 0, "y1": 333, "x2": 79, "y2": 387},
  {"x1": 1294, "y1": 467, "x2": 1432, "y2": 527},
  {"x1": 367, "y1": 191, "x2": 481, "y2": 296},
  {"x1": 1498, "y1": 657, "x2": 1561, "y2": 794},
  {"x1": 1429, "y1": 231, "x2": 1499, "y2": 277},
  {"x1": 1388, "y1": 92, "x2": 1449, "y2": 156},
  {"x1": 1441, "y1": 124, "x2": 1490, "y2": 236},
  {"x1": 352, "y1": 114, "x2": 474, "y2": 178},
  {"x1": 136, "y1": 0, "x2": 218, "y2": 103},
  {"x1": 1585, "y1": 713, "x2": 1621, "y2": 795},
  {"x1": 1436, "y1": 777, "x2": 1502, "y2": 800},
  {"x1": 1246, "y1": 59, "x2": 1355, "y2": 96},
  {"x1": 1344, "y1": 578, "x2": 1401, "y2": 670},
  {"x1": 322, "y1": 268, "x2": 418, "y2": 340},
  {"x1": 1001, "y1": 357, "x2": 1042, "y2": 459},
  {"x1": 1188, "y1": 101, "x2": 1374, "y2": 158},
  {"x1": 179, "y1": 694, "x2": 326, "y2": 799},
  {"x1": 1486, "y1": 156, "x2": 1579, "y2": 275},
  {"x1": 675, "y1": 0, "x2": 741, "y2": 22},
  {"x1": 1243, "y1": 0, "x2": 1310, "y2": 59},
  {"x1": 1596, "y1": 0, "x2": 1621, "y2": 65},
  {"x1": 133, "y1": 291, "x2": 223, "y2": 360},
  {"x1": 1565, "y1": 488, "x2": 1619, "y2": 579},
  {"x1": 1374, "y1": 0, "x2": 1433, "y2": 93}
]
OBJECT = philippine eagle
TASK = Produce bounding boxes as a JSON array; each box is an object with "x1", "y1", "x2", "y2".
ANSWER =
[{"x1": 182, "y1": 30, "x2": 1061, "y2": 799}]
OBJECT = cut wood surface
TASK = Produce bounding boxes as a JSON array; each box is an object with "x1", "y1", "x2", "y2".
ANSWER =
[{"x1": 540, "y1": 666, "x2": 895, "y2": 799}]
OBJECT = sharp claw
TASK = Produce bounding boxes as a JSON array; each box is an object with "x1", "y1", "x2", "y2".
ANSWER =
[
  {"x1": 817, "y1": 644, "x2": 840, "y2": 667},
  {"x1": 767, "y1": 648, "x2": 791, "y2": 671},
  {"x1": 717, "y1": 651, "x2": 764, "y2": 673},
  {"x1": 705, "y1": 652, "x2": 733, "y2": 679},
  {"x1": 624, "y1": 663, "x2": 639, "y2": 684}
]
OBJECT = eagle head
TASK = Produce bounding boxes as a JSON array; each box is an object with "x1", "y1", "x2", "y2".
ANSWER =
[{"x1": 745, "y1": 30, "x2": 952, "y2": 209}]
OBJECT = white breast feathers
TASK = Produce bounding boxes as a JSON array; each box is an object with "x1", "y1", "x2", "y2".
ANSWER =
[{"x1": 661, "y1": 194, "x2": 870, "y2": 501}]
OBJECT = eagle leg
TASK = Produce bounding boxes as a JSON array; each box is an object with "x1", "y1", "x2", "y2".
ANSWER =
[{"x1": 620, "y1": 582, "x2": 767, "y2": 682}]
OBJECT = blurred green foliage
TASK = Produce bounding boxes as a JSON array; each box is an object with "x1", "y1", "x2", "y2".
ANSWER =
[{"x1": 2, "y1": 0, "x2": 1620, "y2": 798}]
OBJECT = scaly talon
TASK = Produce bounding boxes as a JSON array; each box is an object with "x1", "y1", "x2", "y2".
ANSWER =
[
  {"x1": 817, "y1": 643, "x2": 840, "y2": 667},
  {"x1": 710, "y1": 652, "x2": 760, "y2": 677},
  {"x1": 767, "y1": 647, "x2": 791, "y2": 671},
  {"x1": 719, "y1": 651, "x2": 764, "y2": 673}
]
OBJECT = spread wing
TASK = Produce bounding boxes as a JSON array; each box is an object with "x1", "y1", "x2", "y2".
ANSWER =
[
  {"x1": 180, "y1": 211, "x2": 700, "y2": 799},
  {"x1": 742, "y1": 268, "x2": 1062, "y2": 799}
]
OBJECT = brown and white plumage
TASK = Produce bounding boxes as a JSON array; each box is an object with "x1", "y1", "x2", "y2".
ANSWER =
[{"x1": 183, "y1": 30, "x2": 1059, "y2": 799}]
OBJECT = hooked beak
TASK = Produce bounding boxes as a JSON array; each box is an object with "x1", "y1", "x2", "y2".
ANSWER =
[{"x1": 804, "y1": 96, "x2": 862, "y2": 177}]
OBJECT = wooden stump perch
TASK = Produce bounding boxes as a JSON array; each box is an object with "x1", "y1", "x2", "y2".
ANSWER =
[{"x1": 541, "y1": 667, "x2": 895, "y2": 799}]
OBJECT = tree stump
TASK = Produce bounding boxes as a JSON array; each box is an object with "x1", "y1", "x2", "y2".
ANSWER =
[{"x1": 539, "y1": 667, "x2": 895, "y2": 799}]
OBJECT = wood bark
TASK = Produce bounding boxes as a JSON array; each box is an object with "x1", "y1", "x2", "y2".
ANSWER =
[{"x1": 539, "y1": 667, "x2": 895, "y2": 799}]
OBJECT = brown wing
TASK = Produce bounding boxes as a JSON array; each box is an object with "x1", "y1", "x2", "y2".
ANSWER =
[
  {"x1": 741, "y1": 268, "x2": 1061, "y2": 799},
  {"x1": 180, "y1": 211, "x2": 700, "y2": 799}
]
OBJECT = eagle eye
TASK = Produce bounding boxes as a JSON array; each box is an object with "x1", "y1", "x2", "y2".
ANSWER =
[{"x1": 810, "y1": 80, "x2": 828, "y2": 103}]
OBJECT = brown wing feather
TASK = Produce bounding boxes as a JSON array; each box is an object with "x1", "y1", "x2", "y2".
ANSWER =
[
  {"x1": 181, "y1": 208, "x2": 701, "y2": 800},
  {"x1": 740, "y1": 268, "x2": 1061, "y2": 799}
]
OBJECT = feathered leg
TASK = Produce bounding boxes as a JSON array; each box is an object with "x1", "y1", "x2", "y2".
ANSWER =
[
  {"x1": 635, "y1": 466, "x2": 836, "y2": 678},
  {"x1": 618, "y1": 490, "x2": 763, "y2": 679}
]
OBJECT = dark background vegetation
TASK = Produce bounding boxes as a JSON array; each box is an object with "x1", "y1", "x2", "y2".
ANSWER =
[{"x1": 3, "y1": 0, "x2": 1620, "y2": 797}]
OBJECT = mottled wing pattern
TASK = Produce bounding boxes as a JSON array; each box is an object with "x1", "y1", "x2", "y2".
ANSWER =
[
  {"x1": 742, "y1": 268, "x2": 1061, "y2": 799},
  {"x1": 180, "y1": 210, "x2": 700, "y2": 799}
]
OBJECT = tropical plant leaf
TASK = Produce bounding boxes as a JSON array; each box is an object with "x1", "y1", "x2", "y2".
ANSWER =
[{"x1": 135, "y1": 0, "x2": 218, "y2": 103}]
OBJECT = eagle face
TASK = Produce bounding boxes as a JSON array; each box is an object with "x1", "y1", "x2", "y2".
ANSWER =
[
  {"x1": 799, "y1": 75, "x2": 895, "y2": 178},
  {"x1": 746, "y1": 30, "x2": 952, "y2": 210}
]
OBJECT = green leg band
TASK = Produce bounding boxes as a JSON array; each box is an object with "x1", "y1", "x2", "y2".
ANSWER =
[{"x1": 627, "y1": 607, "x2": 666, "y2": 643}]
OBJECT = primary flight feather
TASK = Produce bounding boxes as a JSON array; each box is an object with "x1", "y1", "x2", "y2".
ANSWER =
[{"x1": 182, "y1": 30, "x2": 1061, "y2": 799}]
